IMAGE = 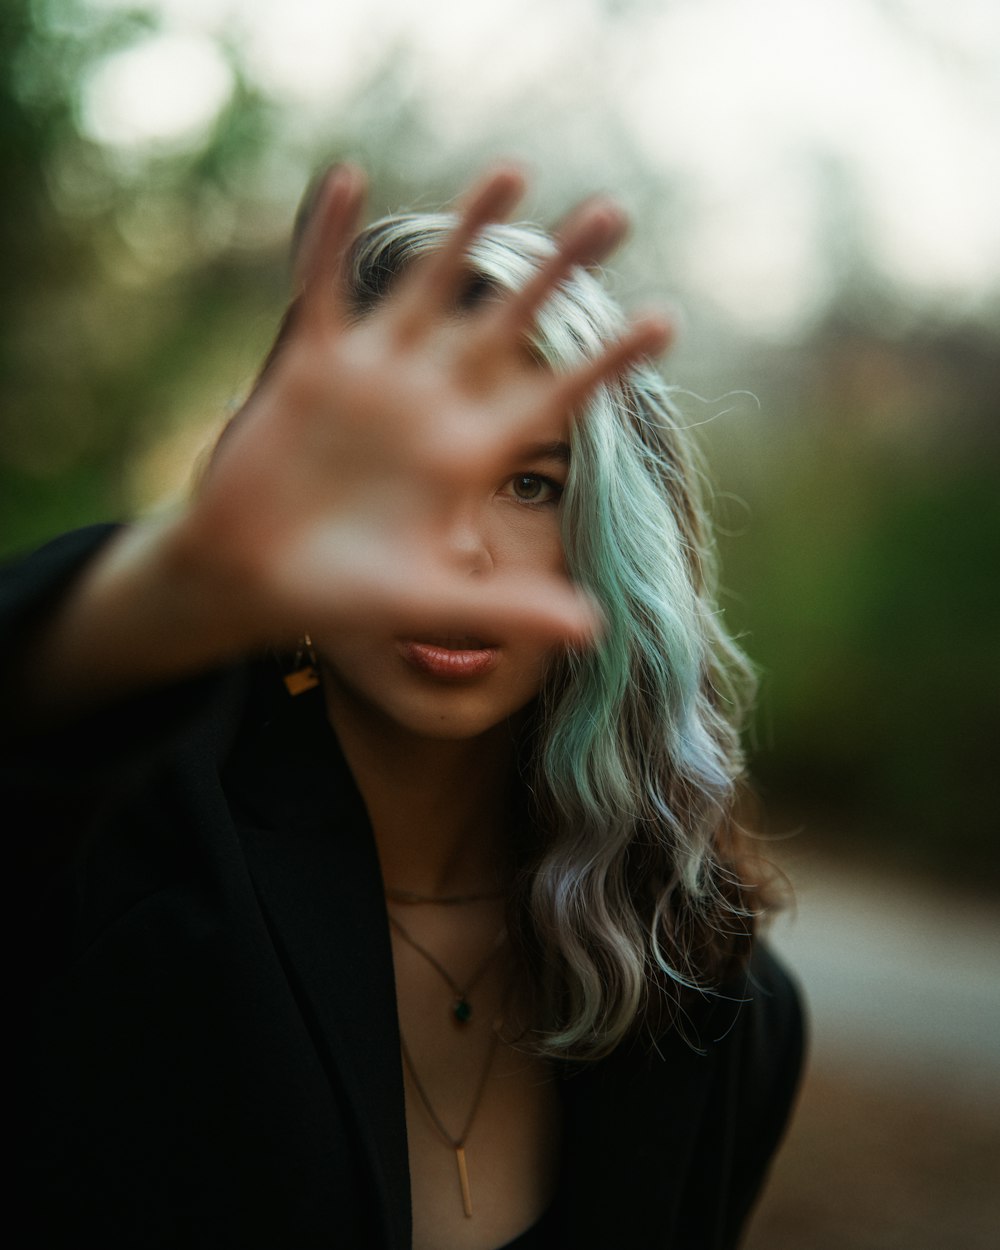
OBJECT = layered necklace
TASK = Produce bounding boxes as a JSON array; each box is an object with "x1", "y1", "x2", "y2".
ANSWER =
[
  {"x1": 387, "y1": 887, "x2": 507, "y2": 1219},
  {"x1": 388, "y1": 911, "x2": 506, "y2": 1025}
]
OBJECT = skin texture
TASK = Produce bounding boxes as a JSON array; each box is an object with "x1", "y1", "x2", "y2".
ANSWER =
[
  {"x1": 22, "y1": 166, "x2": 671, "y2": 726},
  {"x1": 317, "y1": 346, "x2": 571, "y2": 746}
]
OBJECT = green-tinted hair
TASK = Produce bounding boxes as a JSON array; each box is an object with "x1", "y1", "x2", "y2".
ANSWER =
[{"x1": 346, "y1": 212, "x2": 764, "y2": 1058}]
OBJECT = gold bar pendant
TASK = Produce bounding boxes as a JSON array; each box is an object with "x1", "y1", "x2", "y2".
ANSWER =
[{"x1": 455, "y1": 1145, "x2": 473, "y2": 1218}]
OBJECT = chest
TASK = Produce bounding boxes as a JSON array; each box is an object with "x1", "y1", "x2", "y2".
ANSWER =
[
  {"x1": 387, "y1": 908, "x2": 560, "y2": 1250},
  {"x1": 25, "y1": 699, "x2": 755, "y2": 1250},
  {"x1": 404, "y1": 1043, "x2": 560, "y2": 1250}
]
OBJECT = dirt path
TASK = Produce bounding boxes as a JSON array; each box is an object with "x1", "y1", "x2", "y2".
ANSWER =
[
  {"x1": 744, "y1": 1064, "x2": 999, "y2": 1250},
  {"x1": 742, "y1": 853, "x2": 1000, "y2": 1249},
  {"x1": 768, "y1": 852, "x2": 1000, "y2": 1100}
]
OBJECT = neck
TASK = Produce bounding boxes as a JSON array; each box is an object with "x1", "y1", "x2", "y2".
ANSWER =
[{"x1": 322, "y1": 683, "x2": 521, "y2": 898}]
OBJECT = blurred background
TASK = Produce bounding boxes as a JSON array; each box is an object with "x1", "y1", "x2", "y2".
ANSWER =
[{"x1": 2, "y1": 0, "x2": 997, "y2": 1243}]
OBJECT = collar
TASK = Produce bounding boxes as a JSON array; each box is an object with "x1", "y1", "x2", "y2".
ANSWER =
[{"x1": 222, "y1": 666, "x2": 411, "y2": 1250}]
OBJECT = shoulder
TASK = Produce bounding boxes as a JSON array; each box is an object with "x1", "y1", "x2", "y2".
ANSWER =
[
  {"x1": 646, "y1": 941, "x2": 806, "y2": 1198},
  {"x1": 665, "y1": 942, "x2": 806, "y2": 1244},
  {"x1": 1, "y1": 522, "x2": 121, "y2": 582},
  {"x1": 559, "y1": 940, "x2": 806, "y2": 1118},
  {"x1": 695, "y1": 941, "x2": 806, "y2": 1122},
  {"x1": 553, "y1": 943, "x2": 805, "y2": 1245},
  {"x1": 0, "y1": 524, "x2": 121, "y2": 634},
  {"x1": 642, "y1": 940, "x2": 804, "y2": 1074},
  {"x1": 730, "y1": 941, "x2": 806, "y2": 1071},
  {"x1": 1, "y1": 524, "x2": 254, "y2": 820},
  {"x1": 700, "y1": 942, "x2": 806, "y2": 1239}
]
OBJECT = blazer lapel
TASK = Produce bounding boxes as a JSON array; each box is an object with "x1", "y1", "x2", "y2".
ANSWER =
[{"x1": 223, "y1": 672, "x2": 410, "y2": 1250}]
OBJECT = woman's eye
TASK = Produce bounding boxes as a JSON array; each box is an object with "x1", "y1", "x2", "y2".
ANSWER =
[{"x1": 506, "y1": 474, "x2": 563, "y2": 505}]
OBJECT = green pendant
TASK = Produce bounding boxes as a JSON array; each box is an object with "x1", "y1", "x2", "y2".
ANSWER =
[{"x1": 453, "y1": 998, "x2": 472, "y2": 1023}]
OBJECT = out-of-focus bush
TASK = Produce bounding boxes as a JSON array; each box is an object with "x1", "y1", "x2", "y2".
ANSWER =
[
  {"x1": 2, "y1": 0, "x2": 997, "y2": 888},
  {"x1": 709, "y1": 332, "x2": 999, "y2": 884}
]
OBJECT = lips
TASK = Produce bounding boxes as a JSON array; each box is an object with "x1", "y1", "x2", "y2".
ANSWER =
[
  {"x1": 397, "y1": 639, "x2": 500, "y2": 680},
  {"x1": 422, "y1": 637, "x2": 489, "y2": 648}
]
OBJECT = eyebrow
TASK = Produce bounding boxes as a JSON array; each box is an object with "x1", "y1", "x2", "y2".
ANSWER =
[{"x1": 517, "y1": 440, "x2": 571, "y2": 464}]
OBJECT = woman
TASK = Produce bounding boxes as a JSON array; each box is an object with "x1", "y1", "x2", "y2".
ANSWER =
[{"x1": 5, "y1": 166, "x2": 803, "y2": 1249}]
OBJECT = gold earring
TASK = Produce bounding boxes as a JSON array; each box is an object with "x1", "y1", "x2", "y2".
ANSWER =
[{"x1": 283, "y1": 633, "x2": 320, "y2": 696}]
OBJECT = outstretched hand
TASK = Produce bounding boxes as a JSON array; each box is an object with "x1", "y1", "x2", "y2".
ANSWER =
[
  {"x1": 18, "y1": 164, "x2": 673, "y2": 725},
  {"x1": 184, "y1": 164, "x2": 671, "y2": 655}
]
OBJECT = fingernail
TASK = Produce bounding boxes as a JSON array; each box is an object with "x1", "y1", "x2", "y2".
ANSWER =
[
  {"x1": 487, "y1": 165, "x2": 528, "y2": 215},
  {"x1": 566, "y1": 196, "x2": 628, "y2": 256},
  {"x1": 633, "y1": 312, "x2": 675, "y2": 356}
]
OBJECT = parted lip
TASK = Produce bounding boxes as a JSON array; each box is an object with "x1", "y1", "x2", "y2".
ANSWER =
[
  {"x1": 397, "y1": 639, "x2": 500, "y2": 679},
  {"x1": 410, "y1": 637, "x2": 493, "y2": 649}
]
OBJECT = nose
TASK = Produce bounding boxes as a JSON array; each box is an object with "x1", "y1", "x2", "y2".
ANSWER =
[{"x1": 444, "y1": 502, "x2": 494, "y2": 577}]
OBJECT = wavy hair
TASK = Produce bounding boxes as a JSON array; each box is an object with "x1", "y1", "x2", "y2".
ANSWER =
[{"x1": 311, "y1": 211, "x2": 765, "y2": 1059}]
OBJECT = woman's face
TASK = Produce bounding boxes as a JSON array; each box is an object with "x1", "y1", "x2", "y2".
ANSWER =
[{"x1": 317, "y1": 397, "x2": 572, "y2": 745}]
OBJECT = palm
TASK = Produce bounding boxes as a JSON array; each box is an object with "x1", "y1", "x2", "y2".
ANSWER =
[{"x1": 186, "y1": 166, "x2": 670, "y2": 650}]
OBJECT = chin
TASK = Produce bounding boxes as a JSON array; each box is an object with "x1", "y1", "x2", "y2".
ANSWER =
[
  {"x1": 317, "y1": 636, "x2": 547, "y2": 748},
  {"x1": 378, "y1": 691, "x2": 530, "y2": 744},
  {"x1": 319, "y1": 668, "x2": 527, "y2": 748}
]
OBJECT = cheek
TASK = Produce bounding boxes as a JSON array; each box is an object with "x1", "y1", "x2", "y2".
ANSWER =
[
  {"x1": 504, "y1": 638, "x2": 562, "y2": 704},
  {"x1": 491, "y1": 511, "x2": 566, "y2": 577},
  {"x1": 547, "y1": 529, "x2": 568, "y2": 575},
  {"x1": 315, "y1": 632, "x2": 392, "y2": 692}
]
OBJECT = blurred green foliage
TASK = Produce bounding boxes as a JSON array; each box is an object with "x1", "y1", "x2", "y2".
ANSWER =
[
  {"x1": 713, "y1": 430, "x2": 999, "y2": 883},
  {"x1": 0, "y1": 0, "x2": 290, "y2": 548},
  {"x1": 1, "y1": 0, "x2": 997, "y2": 884}
]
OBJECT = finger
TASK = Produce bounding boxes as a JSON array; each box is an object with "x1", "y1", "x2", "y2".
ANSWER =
[
  {"x1": 294, "y1": 164, "x2": 368, "y2": 328},
  {"x1": 371, "y1": 573, "x2": 604, "y2": 650},
  {"x1": 484, "y1": 196, "x2": 628, "y2": 342},
  {"x1": 547, "y1": 312, "x2": 675, "y2": 416},
  {"x1": 452, "y1": 313, "x2": 674, "y2": 459},
  {"x1": 390, "y1": 165, "x2": 526, "y2": 338},
  {"x1": 273, "y1": 536, "x2": 605, "y2": 650}
]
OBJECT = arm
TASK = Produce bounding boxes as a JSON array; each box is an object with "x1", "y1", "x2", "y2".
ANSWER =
[{"x1": 8, "y1": 165, "x2": 670, "y2": 732}]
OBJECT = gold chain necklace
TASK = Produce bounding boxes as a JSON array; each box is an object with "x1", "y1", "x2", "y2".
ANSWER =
[
  {"x1": 387, "y1": 913, "x2": 506, "y2": 1024},
  {"x1": 388, "y1": 912, "x2": 510, "y2": 1218},
  {"x1": 398, "y1": 1021, "x2": 501, "y2": 1218}
]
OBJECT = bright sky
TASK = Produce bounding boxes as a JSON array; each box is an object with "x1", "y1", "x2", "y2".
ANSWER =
[{"x1": 79, "y1": 0, "x2": 1000, "y2": 335}]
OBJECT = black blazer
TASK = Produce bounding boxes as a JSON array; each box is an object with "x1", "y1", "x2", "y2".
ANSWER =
[{"x1": 5, "y1": 529, "x2": 805, "y2": 1249}]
